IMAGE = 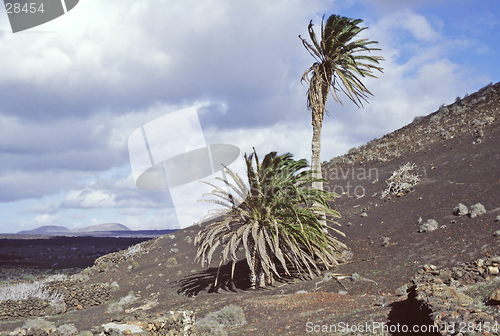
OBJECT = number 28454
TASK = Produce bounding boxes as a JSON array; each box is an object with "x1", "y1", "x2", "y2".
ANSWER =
[{"x1": 5, "y1": 3, "x2": 45, "y2": 14}]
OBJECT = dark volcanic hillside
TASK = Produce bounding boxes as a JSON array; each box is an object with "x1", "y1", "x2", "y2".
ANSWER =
[{"x1": 0, "y1": 82, "x2": 499, "y2": 335}]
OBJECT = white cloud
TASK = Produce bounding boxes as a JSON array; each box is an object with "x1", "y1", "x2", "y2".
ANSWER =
[
  {"x1": 0, "y1": 0, "x2": 494, "y2": 233},
  {"x1": 63, "y1": 189, "x2": 116, "y2": 208},
  {"x1": 384, "y1": 11, "x2": 439, "y2": 41},
  {"x1": 204, "y1": 121, "x2": 351, "y2": 164},
  {"x1": 21, "y1": 201, "x2": 60, "y2": 214}
]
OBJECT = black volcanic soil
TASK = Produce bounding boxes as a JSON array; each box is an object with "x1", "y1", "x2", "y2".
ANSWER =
[
  {"x1": 0, "y1": 236, "x2": 151, "y2": 280},
  {"x1": 0, "y1": 83, "x2": 499, "y2": 335}
]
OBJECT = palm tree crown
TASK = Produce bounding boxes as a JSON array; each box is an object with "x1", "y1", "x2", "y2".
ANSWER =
[
  {"x1": 194, "y1": 149, "x2": 346, "y2": 289},
  {"x1": 300, "y1": 14, "x2": 384, "y2": 119}
]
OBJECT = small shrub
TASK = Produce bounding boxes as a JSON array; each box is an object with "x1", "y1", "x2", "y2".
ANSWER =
[
  {"x1": 118, "y1": 290, "x2": 138, "y2": 306},
  {"x1": 192, "y1": 319, "x2": 227, "y2": 336},
  {"x1": 204, "y1": 304, "x2": 247, "y2": 327},
  {"x1": 348, "y1": 147, "x2": 358, "y2": 155},
  {"x1": 106, "y1": 301, "x2": 123, "y2": 313},
  {"x1": 452, "y1": 105, "x2": 465, "y2": 114},
  {"x1": 381, "y1": 162, "x2": 420, "y2": 199},
  {"x1": 124, "y1": 244, "x2": 143, "y2": 259},
  {"x1": 194, "y1": 305, "x2": 246, "y2": 336},
  {"x1": 165, "y1": 257, "x2": 177, "y2": 268},
  {"x1": 430, "y1": 114, "x2": 441, "y2": 123},
  {"x1": 0, "y1": 279, "x2": 64, "y2": 304},
  {"x1": 438, "y1": 105, "x2": 449, "y2": 115},
  {"x1": 97, "y1": 262, "x2": 110, "y2": 272},
  {"x1": 412, "y1": 115, "x2": 425, "y2": 124}
]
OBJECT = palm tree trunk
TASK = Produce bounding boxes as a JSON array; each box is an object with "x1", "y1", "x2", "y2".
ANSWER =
[
  {"x1": 311, "y1": 109, "x2": 327, "y2": 230},
  {"x1": 250, "y1": 244, "x2": 257, "y2": 289},
  {"x1": 311, "y1": 118, "x2": 323, "y2": 190}
]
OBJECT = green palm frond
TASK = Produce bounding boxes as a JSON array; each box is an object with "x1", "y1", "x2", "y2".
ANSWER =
[
  {"x1": 299, "y1": 14, "x2": 384, "y2": 116},
  {"x1": 195, "y1": 149, "x2": 346, "y2": 289}
]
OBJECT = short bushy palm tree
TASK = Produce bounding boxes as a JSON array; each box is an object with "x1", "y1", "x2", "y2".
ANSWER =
[
  {"x1": 194, "y1": 149, "x2": 346, "y2": 289},
  {"x1": 299, "y1": 15, "x2": 384, "y2": 192}
]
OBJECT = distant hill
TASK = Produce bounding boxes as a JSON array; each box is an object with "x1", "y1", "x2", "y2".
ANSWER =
[
  {"x1": 14, "y1": 223, "x2": 176, "y2": 238},
  {"x1": 71, "y1": 223, "x2": 130, "y2": 233},
  {"x1": 17, "y1": 225, "x2": 71, "y2": 235}
]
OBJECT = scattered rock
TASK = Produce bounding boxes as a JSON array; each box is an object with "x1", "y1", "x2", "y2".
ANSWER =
[
  {"x1": 375, "y1": 296, "x2": 388, "y2": 307},
  {"x1": 395, "y1": 284, "x2": 408, "y2": 297},
  {"x1": 438, "y1": 269, "x2": 452, "y2": 284},
  {"x1": 102, "y1": 323, "x2": 145, "y2": 335},
  {"x1": 332, "y1": 247, "x2": 353, "y2": 264},
  {"x1": 489, "y1": 289, "x2": 500, "y2": 304},
  {"x1": 56, "y1": 324, "x2": 78, "y2": 336},
  {"x1": 494, "y1": 230, "x2": 500, "y2": 237},
  {"x1": 453, "y1": 203, "x2": 468, "y2": 216},
  {"x1": 488, "y1": 266, "x2": 499, "y2": 275},
  {"x1": 382, "y1": 237, "x2": 390, "y2": 247},
  {"x1": 22, "y1": 319, "x2": 56, "y2": 333},
  {"x1": 412, "y1": 255, "x2": 500, "y2": 332},
  {"x1": 470, "y1": 203, "x2": 486, "y2": 218},
  {"x1": 77, "y1": 331, "x2": 93, "y2": 336},
  {"x1": 110, "y1": 281, "x2": 119, "y2": 291},
  {"x1": 419, "y1": 219, "x2": 438, "y2": 232}
]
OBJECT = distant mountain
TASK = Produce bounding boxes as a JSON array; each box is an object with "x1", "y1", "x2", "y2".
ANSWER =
[
  {"x1": 71, "y1": 223, "x2": 130, "y2": 233},
  {"x1": 14, "y1": 223, "x2": 176, "y2": 238},
  {"x1": 17, "y1": 225, "x2": 72, "y2": 235}
]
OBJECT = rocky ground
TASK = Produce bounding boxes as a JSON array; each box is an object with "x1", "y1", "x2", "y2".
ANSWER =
[{"x1": 0, "y1": 82, "x2": 499, "y2": 335}]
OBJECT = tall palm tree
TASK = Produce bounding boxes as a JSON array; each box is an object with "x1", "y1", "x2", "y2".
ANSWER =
[
  {"x1": 299, "y1": 14, "x2": 384, "y2": 193},
  {"x1": 195, "y1": 149, "x2": 346, "y2": 289}
]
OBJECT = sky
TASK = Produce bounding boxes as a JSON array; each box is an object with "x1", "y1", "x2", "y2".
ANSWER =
[{"x1": 0, "y1": 0, "x2": 498, "y2": 233}]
